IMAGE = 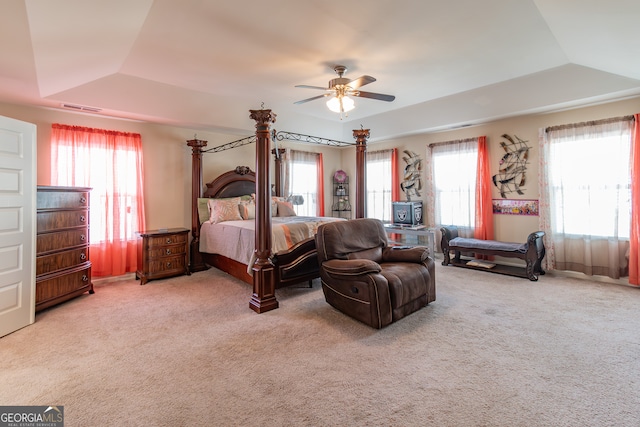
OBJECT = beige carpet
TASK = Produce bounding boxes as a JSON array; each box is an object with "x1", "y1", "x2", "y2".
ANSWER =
[{"x1": 1, "y1": 262, "x2": 639, "y2": 427}]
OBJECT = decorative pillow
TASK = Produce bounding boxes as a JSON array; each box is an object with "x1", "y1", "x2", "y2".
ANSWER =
[
  {"x1": 276, "y1": 201, "x2": 297, "y2": 217},
  {"x1": 272, "y1": 196, "x2": 287, "y2": 216},
  {"x1": 198, "y1": 198, "x2": 210, "y2": 224},
  {"x1": 208, "y1": 197, "x2": 243, "y2": 223},
  {"x1": 239, "y1": 200, "x2": 256, "y2": 220}
]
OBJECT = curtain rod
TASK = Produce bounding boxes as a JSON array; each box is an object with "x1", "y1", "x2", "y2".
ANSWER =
[
  {"x1": 428, "y1": 136, "x2": 479, "y2": 148},
  {"x1": 545, "y1": 115, "x2": 634, "y2": 133},
  {"x1": 368, "y1": 148, "x2": 394, "y2": 154}
]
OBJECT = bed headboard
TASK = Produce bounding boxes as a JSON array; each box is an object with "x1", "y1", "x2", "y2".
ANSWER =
[{"x1": 203, "y1": 166, "x2": 256, "y2": 198}]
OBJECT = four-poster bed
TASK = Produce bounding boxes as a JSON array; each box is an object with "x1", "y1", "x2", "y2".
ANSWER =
[{"x1": 188, "y1": 109, "x2": 370, "y2": 313}]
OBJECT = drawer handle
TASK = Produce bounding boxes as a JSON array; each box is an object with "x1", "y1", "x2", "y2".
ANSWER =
[
  {"x1": 79, "y1": 215, "x2": 86, "y2": 222},
  {"x1": 166, "y1": 249, "x2": 172, "y2": 255},
  {"x1": 80, "y1": 234, "x2": 86, "y2": 241},
  {"x1": 80, "y1": 196, "x2": 87, "y2": 204},
  {"x1": 80, "y1": 252, "x2": 86, "y2": 260},
  {"x1": 166, "y1": 238, "x2": 172, "y2": 244},
  {"x1": 81, "y1": 275, "x2": 89, "y2": 282},
  {"x1": 166, "y1": 262, "x2": 172, "y2": 268}
]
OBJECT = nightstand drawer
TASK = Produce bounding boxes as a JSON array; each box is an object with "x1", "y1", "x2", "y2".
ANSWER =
[
  {"x1": 147, "y1": 233, "x2": 188, "y2": 247},
  {"x1": 147, "y1": 245, "x2": 187, "y2": 259},
  {"x1": 147, "y1": 256, "x2": 186, "y2": 274}
]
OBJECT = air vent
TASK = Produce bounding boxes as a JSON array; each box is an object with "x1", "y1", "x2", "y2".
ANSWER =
[{"x1": 61, "y1": 103, "x2": 103, "y2": 113}]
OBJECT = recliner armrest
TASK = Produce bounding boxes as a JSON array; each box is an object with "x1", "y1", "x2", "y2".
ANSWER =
[
  {"x1": 382, "y1": 246, "x2": 429, "y2": 263},
  {"x1": 321, "y1": 259, "x2": 382, "y2": 276}
]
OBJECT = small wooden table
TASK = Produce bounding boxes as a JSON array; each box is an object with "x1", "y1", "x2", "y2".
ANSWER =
[
  {"x1": 384, "y1": 224, "x2": 436, "y2": 257},
  {"x1": 136, "y1": 228, "x2": 190, "y2": 285}
]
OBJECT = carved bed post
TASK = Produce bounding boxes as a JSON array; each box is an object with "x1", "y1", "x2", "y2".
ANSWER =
[
  {"x1": 353, "y1": 128, "x2": 370, "y2": 219},
  {"x1": 249, "y1": 109, "x2": 278, "y2": 313},
  {"x1": 272, "y1": 148, "x2": 286, "y2": 197},
  {"x1": 187, "y1": 138, "x2": 210, "y2": 272}
]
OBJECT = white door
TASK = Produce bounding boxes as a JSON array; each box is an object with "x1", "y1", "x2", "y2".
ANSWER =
[{"x1": 0, "y1": 115, "x2": 36, "y2": 337}]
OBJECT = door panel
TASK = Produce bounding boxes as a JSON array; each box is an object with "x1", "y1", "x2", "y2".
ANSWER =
[{"x1": 0, "y1": 115, "x2": 36, "y2": 337}]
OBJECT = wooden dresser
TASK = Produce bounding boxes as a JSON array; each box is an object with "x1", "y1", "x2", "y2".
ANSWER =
[
  {"x1": 36, "y1": 186, "x2": 93, "y2": 311},
  {"x1": 136, "y1": 228, "x2": 190, "y2": 285}
]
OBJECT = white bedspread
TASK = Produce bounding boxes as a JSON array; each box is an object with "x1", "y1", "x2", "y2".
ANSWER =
[{"x1": 199, "y1": 216, "x2": 346, "y2": 269}]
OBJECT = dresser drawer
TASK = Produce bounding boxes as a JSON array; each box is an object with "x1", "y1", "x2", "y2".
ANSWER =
[
  {"x1": 36, "y1": 227, "x2": 89, "y2": 254},
  {"x1": 37, "y1": 190, "x2": 90, "y2": 209},
  {"x1": 147, "y1": 244, "x2": 187, "y2": 259},
  {"x1": 36, "y1": 265, "x2": 92, "y2": 310},
  {"x1": 37, "y1": 248, "x2": 89, "y2": 275},
  {"x1": 146, "y1": 232, "x2": 188, "y2": 247},
  {"x1": 37, "y1": 209, "x2": 89, "y2": 232},
  {"x1": 147, "y1": 256, "x2": 186, "y2": 274}
]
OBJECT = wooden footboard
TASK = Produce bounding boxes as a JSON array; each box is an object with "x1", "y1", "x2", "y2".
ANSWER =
[
  {"x1": 273, "y1": 237, "x2": 319, "y2": 288},
  {"x1": 441, "y1": 226, "x2": 546, "y2": 281},
  {"x1": 201, "y1": 237, "x2": 319, "y2": 288}
]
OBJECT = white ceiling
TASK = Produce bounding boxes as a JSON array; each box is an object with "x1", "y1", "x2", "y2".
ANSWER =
[{"x1": 2, "y1": 0, "x2": 640, "y2": 142}]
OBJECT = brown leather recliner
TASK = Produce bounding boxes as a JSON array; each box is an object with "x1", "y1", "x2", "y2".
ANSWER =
[{"x1": 315, "y1": 218, "x2": 436, "y2": 328}]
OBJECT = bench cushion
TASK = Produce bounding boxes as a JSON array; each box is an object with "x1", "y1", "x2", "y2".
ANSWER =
[{"x1": 449, "y1": 237, "x2": 527, "y2": 254}]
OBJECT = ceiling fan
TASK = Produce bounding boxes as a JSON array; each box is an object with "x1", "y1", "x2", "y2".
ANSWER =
[{"x1": 294, "y1": 65, "x2": 395, "y2": 117}]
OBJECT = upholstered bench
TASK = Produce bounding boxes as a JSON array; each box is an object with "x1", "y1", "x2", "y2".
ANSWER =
[{"x1": 441, "y1": 226, "x2": 546, "y2": 281}]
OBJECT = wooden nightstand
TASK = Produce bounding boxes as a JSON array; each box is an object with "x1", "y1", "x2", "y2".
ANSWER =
[{"x1": 136, "y1": 228, "x2": 190, "y2": 285}]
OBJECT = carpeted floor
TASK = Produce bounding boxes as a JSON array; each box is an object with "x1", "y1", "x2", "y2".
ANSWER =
[{"x1": 1, "y1": 262, "x2": 639, "y2": 427}]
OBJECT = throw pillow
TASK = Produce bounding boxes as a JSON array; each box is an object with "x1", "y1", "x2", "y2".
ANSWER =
[
  {"x1": 276, "y1": 201, "x2": 297, "y2": 217},
  {"x1": 208, "y1": 197, "x2": 243, "y2": 223}
]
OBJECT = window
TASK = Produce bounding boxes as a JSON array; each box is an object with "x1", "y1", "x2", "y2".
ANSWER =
[
  {"x1": 429, "y1": 140, "x2": 478, "y2": 229},
  {"x1": 545, "y1": 127, "x2": 631, "y2": 238},
  {"x1": 366, "y1": 149, "x2": 394, "y2": 222},
  {"x1": 51, "y1": 124, "x2": 146, "y2": 277},
  {"x1": 285, "y1": 149, "x2": 324, "y2": 216},
  {"x1": 540, "y1": 116, "x2": 634, "y2": 279}
]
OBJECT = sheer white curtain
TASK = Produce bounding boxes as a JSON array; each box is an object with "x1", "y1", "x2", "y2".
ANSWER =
[
  {"x1": 283, "y1": 149, "x2": 319, "y2": 216},
  {"x1": 539, "y1": 117, "x2": 633, "y2": 279},
  {"x1": 425, "y1": 139, "x2": 478, "y2": 238},
  {"x1": 366, "y1": 149, "x2": 393, "y2": 222}
]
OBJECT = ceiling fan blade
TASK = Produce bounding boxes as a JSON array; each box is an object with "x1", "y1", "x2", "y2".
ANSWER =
[
  {"x1": 294, "y1": 94, "x2": 329, "y2": 105},
  {"x1": 355, "y1": 90, "x2": 395, "y2": 102},
  {"x1": 347, "y1": 75, "x2": 376, "y2": 90},
  {"x1": 295, "y1": 85, "x2": 328, "y2": 90}
]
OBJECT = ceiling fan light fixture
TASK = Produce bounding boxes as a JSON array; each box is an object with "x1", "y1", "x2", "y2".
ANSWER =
[{"x1": 326, "y1": 95, "x2": 355, "y2": 114}]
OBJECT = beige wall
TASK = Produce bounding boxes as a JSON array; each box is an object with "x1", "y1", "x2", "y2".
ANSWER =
[
  {"x1": 1, "y1": 96, "x2": 639, "y2": 242},
  {"x1": 0, "y1": 102, "x2": 344, "y2": 231},
  {"x1": 341, "y1": 96, "x2": 640, "y2": 243}
]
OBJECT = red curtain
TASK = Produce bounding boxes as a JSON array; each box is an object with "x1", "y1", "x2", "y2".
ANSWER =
[
  {"x1": 391, "y1": 148, "x2": 400, "y2": 202},
  {"x1": 629, "y1": 114, "x2": 640, "y2": 286},
  {"x1": 474, "y1": 136, "x2": 494, "y2": 240},
  {"x1": 51, "y1": 124, "x2": 146, "y2": 277},
  {"x1": 317, "y1": 153, "x2": 325, "y2": 216}
]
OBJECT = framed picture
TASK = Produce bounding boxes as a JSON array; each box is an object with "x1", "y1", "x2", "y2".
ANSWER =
[{"x1": 492, "y1": 199, "x2": 539, "y2": 216}]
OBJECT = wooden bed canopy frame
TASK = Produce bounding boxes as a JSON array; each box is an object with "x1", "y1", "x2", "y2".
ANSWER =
[{"x1": 188, "y1": 108, "x2": 370, "y2": 313}]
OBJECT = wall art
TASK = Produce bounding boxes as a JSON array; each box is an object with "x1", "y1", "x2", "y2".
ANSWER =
[
  {"x1": 492, "y1": 134, "x2": 530, "y2": 198},
  {"x1": 401, "y1": 150, "x2": 422, "y2": 201},
  {"x1": 492, "y1": 199, "x2": 539, "y2": 216}
]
